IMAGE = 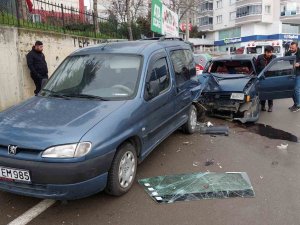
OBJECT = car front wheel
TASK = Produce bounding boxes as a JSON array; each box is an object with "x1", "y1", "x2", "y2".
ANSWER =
[
  {"x1": 182, "y1": 105, "x2": 198, "y2": 134},
  {"x1": 105, "y1": 142, "x2": 137, "y2": 196}
]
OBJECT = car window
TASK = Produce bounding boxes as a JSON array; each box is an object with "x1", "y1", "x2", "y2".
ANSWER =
[
  {"x1": 170, "y1": 49, "x2": 195, "y2": 86},
  {"x1": 209, "y1": 60, "x2": 254, "y2": 75},
  {"x1": 264, "y1": 60, "x2": 294, "y2": 77},
  {"x1": 144, "y1": 57, "x2": 170, "y2": 100},
  {"x1": 42, "y1": 54, "x2": 142, "y2": 99}
]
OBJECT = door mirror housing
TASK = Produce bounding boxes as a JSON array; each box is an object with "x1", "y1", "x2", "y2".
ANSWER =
[{"x1": 41, "y1": 78, "x2": 48, "y2": 88}]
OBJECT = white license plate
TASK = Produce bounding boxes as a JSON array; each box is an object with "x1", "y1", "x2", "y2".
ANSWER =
[{"x1": 0, "y1": 166, "x2": 31, "y2": 183}]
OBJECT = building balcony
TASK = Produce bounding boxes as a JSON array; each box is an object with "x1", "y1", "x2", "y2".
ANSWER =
[
  {"x1": 236, "y1": 0, "x2": 262, "y2": 7},
  {"x1": 199, "y1": 9, "x2": 213, "y2": 17},
  {"x1": 235, "y1": 14, "x2": 262, "y2": 24},
  {"x1": 198, "y1": 24, "x2": 213, "y2": 32},
  {"x1": 280, "y1": 7, "x2": 300, "y2": 24}
]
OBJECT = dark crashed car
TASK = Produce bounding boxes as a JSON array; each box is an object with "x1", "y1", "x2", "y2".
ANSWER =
[{"x1": 198, "y1": 55, "x2": 297, "y2": 123}]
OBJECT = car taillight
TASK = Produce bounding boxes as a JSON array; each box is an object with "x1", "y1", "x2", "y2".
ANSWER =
[{"x1": 196, "y1": 64, "x2": 204, "y2": 75}]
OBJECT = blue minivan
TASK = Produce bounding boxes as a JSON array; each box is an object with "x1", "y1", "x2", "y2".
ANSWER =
[{"x1": 0, "y1": 39, "x2": 200, "y2": 200}]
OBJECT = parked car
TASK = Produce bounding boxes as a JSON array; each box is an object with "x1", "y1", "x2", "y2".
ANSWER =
[
  {"x1": 0, "y1": 39, "x2": 201, "y2": 200},
  {"x1": 198, "y1": 54, "x2": 296, "y2": 123},
  {"x1": 193, "y1": 53, "x2": 212, "y2": 76}
]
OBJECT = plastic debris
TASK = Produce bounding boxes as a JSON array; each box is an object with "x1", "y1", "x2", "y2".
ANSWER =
[
  {"x1": 193, "y1": 161, "x2": 200, "y2": 167},
  {"x1": 205, "y1": 159, "x2": 214, "y2": 166},
  {"x1": 207, "y1": 121, "x2": 214, "y2": 127},
  {"x1": 277, "y1": 143, "x2": 288, "y2": 150}
]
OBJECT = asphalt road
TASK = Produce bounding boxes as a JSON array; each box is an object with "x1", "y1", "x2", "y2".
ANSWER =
[{"x1": 1, "y1": 99, "x2": 300, "y2": 225}]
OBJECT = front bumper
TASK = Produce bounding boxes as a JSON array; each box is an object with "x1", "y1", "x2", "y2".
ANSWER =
[
  {"x1": 0, "y1": 151, "x2": 115, "y2": 200},
  {"x1": 0, "y1": 172, "x2": 108, "y2": 200}
]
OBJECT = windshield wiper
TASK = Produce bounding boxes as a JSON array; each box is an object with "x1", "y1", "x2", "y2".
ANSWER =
[
  {"x1": 40, "y1": 89, "x2": 71, "y2": 100},
  {"x1": 63, "y1": 93, "x2": 109, "y2": 101}
]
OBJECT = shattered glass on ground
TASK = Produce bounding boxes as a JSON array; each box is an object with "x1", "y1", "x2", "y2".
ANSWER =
[{"x1": 138, "y1": 172, "x2": 255, "y2": 204}]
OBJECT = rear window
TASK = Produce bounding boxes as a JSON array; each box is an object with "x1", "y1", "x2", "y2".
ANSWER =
[{"x1": 207, "y1": 60, "x2": 254, "y2": 75}]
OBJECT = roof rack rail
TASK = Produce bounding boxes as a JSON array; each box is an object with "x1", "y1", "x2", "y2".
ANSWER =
[{"x1": 140, "y1": 36, "x2": 184, "y2": 41}]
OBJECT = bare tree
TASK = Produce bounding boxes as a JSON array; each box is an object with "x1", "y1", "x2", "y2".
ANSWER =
[
  {"x1": 169, "y1": 0, "x2": 200, "y2": 40},
  {"x1": 109, "y1": 0, "x2": 147, "y2": 40},
  {"x1": 93, "y1": 0, "x2": 100, "y2": 33},
  {"x1": 126, "y1": 0, "x2": 133, "y2": 40},
  {"x1": 110, "y1": 0, "x2": 147, "y2": 22}
]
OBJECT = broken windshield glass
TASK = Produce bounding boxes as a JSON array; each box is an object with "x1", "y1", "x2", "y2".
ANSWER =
[{"x1": 139, "y1": 172, "x2": 255, "y2": 204}]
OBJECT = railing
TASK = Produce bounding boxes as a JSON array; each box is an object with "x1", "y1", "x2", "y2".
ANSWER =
[{"x1": 0, "y1": 0, "x2": 123, "y2": 39}]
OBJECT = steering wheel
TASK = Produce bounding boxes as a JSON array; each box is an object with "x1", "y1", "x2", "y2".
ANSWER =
[{"x1": 111, "y1": 85, "x2": 133, "y2": 94}]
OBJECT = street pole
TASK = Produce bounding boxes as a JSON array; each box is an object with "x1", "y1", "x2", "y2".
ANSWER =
[{"x1": 185, "y1": 10, "x2": 189, "y2": 41}]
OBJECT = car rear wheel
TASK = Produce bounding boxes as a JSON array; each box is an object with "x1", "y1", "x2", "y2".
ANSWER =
[
  {"x1": 182, "y1": 105, "x2": 198, "y2": 134},
  {"x1": 105, "y1": 142, "x2": 137, "y2": 196}
]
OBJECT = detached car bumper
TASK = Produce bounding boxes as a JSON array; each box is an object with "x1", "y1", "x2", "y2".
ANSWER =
[{"x1": 0, "y1": 152, "x2": 115, "y2": 200}]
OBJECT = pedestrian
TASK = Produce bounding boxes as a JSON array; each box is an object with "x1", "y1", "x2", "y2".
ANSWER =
[
  {"x1": 26, "y1": 41, "x2": 48, "y2": 95},
  {"x1": 285, "y1": 41, "x2": 300, "y2": 112},
  {"x1": 256, "y1": 45, "x2": 276, "y2": 112}
]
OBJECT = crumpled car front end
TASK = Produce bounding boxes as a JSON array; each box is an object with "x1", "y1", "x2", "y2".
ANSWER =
[{"x1": 198, "y1": 74, "x2": 260, "y2": 123}]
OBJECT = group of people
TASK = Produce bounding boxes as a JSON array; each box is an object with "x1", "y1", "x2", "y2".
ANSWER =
[
  {"x1": 256, "y1": 41, "x2": 300, "y2": 112},
  {"x1": 26, "y1": 40, "x2": 300, "y2": 113}
]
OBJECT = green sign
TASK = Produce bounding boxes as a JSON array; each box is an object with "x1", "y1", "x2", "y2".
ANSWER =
[{"x1": 151, "y1": 0, "x2": 162, "y2": 34}]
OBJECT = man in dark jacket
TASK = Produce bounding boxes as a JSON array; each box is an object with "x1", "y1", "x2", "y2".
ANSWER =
[
  {"x1": 256, "y1": 45, "x2": 276, "y2": 112},
  {"x1": 285, "y1": 41, "x2": 300, "y2": 112},
  {"x1": 26, "y1": 41, "x2": 48, "y2": 95}
]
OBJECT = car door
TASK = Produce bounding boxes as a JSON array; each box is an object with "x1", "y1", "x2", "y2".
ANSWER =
[
  {"x1": 168, "y1": 48, "x2": 196, "y2": 125},
  {"x1": 142, "y1": 50, "x2": 176, "y2": 149},
  {"x1": 257, "y1": 56, "x2": 296, "y2": 100}
]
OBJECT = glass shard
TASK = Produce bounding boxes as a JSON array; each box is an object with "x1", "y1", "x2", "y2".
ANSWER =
[{"x1": 138, "y1": 172, "x2": 255, "y2": 204}]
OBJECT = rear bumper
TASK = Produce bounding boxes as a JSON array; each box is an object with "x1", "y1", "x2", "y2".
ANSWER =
[{"x1": 0, "y1": 172, "x2": 108, "y2": 200}]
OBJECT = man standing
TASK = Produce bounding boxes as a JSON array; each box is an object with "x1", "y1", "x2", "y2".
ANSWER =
[
  {"x1": 256, "y1": 45, "x2": 276, "y2": 112},
  {"x1": 285, "y1": 42, "x2": 300, "y2": 112},
  {"x1": 26, "y1": 41, "x2": 48, "y2": 95}
]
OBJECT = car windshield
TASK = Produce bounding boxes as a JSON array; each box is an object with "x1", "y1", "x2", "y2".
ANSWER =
[
  {"x1": 206, "y1": 60, "x2": 254, "y2": 75},
  {"x1": 41, "y1": 54, "x2": 142, "y2": 100}
]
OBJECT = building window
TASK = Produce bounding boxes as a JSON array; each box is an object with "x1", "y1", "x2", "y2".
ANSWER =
[
  {"x1": 216, "y1": 0, "x2": 222, "y2": 9},
  {"x1": 236, "y1": 5, "x2": 262, "y2": 18},
  {"x1": 265, "y1": 5, "x2": 271, "y2": 14},
  {"x1": 200, "y1": 2, "x2": 213, "y2": 12},
  {"x1": 217, "y1": 15, "x2": 222, "y2": 24},
  {"x1": 230, "y1": 12, "x2": 236, "y2": 20},
  {"x1": 280, "y1": 3, "x2": 300, "y2": 16},
  {"x1": 199, "y1": 16, "x2": 213, "y2": 26},
  {"x1": 230, "y1": 0, "x2": 236, "y2": 5},
  {"x1": 282, "y1": 24, "x2": 300, "y2": 34}
]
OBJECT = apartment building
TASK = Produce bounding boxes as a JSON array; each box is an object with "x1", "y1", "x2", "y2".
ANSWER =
[{"x1": 198, "y1": 0, "x2": 300, "y2": 52}]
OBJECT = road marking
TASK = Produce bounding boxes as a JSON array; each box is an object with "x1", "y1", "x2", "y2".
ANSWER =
[{"x1": 8, "y1": 199, "x2": 56, "y2": 225}]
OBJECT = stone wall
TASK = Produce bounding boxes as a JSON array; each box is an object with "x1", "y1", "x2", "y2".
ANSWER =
[{"x1": 0, "y1": 25, "x2": 123, "y2": 111}]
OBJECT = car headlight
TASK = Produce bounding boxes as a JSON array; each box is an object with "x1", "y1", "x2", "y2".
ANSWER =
[
  {"x1": 230, "y1": 93, "x2": 245, "y2": 100},
  {"x1": 42, "y1": 142, "x2": 92, "y2": 158}
]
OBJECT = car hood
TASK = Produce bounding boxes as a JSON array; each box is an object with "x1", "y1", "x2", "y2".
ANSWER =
[
  {"x1": 0, "y1": 97, "x2": 125, "y2": 150},
  {"x1": 201, "y1": 74, "x2": 252, "y2": 93}
]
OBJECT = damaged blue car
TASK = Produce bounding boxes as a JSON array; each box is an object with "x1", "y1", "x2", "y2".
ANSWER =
[
  {"x1": 198, "y1": 55, "x2": 296, "y2": 123},
  {"x1": 0, "y1": 39, "x2": 201, "y2": 200}
]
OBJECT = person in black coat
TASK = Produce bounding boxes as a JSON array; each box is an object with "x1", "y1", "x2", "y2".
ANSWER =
[
  {"x1": 255, "y1": 45, "x2": 276, "y2": 112},
  {"x1": 285, "y1": 41, "x2": 300, "y2": 112},
  {"x1": 26, "y1": 41, "x2": 48, "y2": 95}
]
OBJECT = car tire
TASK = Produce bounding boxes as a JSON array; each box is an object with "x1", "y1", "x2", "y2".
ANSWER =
[
  {"x1": 105, "y1": 142, "x2": 137, "y2": 196},
  {"x1": 182, "y1": 105, "x2": 198, "y2": 134}
]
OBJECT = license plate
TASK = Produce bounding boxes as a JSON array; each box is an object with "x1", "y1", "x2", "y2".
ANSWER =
[{"x1": 0, "y1": 166, "x2": 31, "y2": 183}]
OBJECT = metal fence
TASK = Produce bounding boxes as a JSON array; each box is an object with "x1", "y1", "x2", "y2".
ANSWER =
[{"x1": 0, "y1": 0, "x2": 123, "y2": 39}]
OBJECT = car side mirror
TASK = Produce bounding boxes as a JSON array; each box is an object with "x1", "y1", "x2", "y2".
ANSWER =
[
  {"x1": 259, "y1": 74, "x2": 266, "y2": 80},
  {"x1": 145, "y1": 81, "x2": 160, "y2": 100},
  {"x1": 41, "y1": 78, "x2": 48, "y2": 88}
]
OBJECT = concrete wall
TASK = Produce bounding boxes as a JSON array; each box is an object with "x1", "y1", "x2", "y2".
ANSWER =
[{"x1": 0, "y1": 25, "x2": 122, "y2": 111}]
